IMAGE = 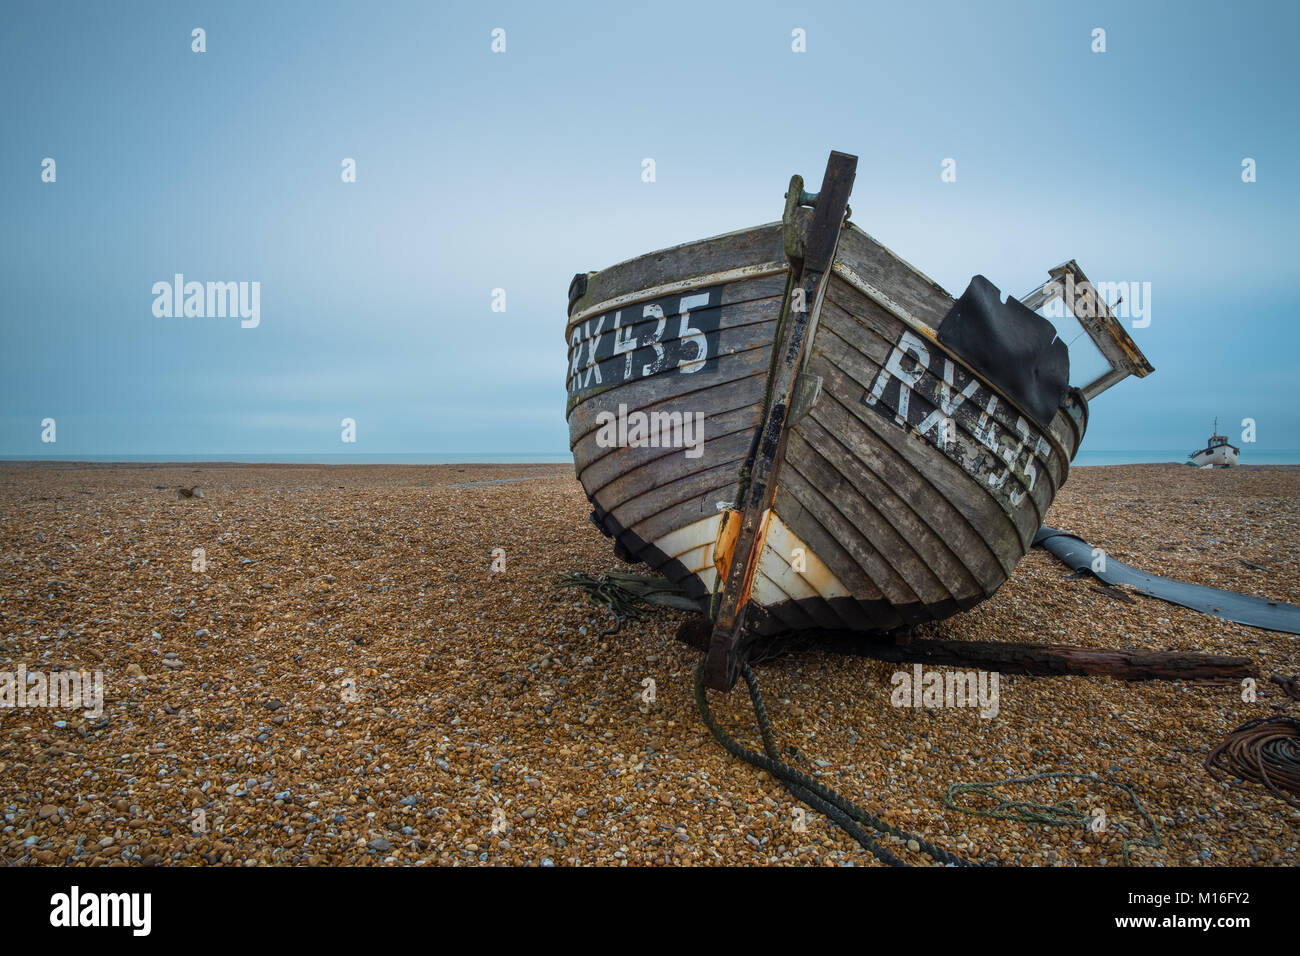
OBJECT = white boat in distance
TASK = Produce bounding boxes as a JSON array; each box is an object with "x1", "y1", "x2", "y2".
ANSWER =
[{"x1": 1190, "y1": 419, "x2": 1240, "y2": 468}]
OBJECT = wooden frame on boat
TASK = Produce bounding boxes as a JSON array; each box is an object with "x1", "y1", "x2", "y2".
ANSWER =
[{"x1": 1018, "y1": 261, "x2": 1155, "y2": 401}]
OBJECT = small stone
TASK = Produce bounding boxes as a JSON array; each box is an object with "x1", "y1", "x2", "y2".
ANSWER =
[
  {"x1": 38, "y1": 805, "x2": 59, "y2": 819},
  {"x1": 368, "y1": 837, "x2": 392, "y2": 852},
  {"x1": 907, "y1": 839, "x2": 920, "y2": 852},
  {"x1": 264, "y1": 699, "x2": 283, "y2": 711}
]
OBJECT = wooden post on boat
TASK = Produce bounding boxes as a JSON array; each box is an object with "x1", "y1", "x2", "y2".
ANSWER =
[{"x1": 703, "y1": 151, "x2": 858, "y2": 691}]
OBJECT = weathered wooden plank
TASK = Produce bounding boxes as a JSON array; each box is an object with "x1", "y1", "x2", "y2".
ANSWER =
[
  {"x1": 588, "y1": 425, "x2": 755, "y2": 519},
  {"x1": 565, "y1": 279, "x2": 786, "y2": 395},
  {"x1": 626, "y1": 480, "x2": 743, "y2": 546},
  {"x1": 803, "y1": 152, "x2": 858, "y2": 272},
  {"x1": 571, "y1": 272, "x2": 787, "y2": 338},
  {"x1": 568, "y1": 343, "x2": 771, "y2": 439},
  {"x1": 802, "y1": 349, "x2": 1021, "y2": 577},
  {"x1": 801, "y1": 389, "x2": 1005, "y2": 594},
  {"x1": 788, "y1": 413, "x2": 985, "y2": 600},
  {"x1": 570, "y1": 224, "x2": 786, "y2": 320},
  {"x1": 826, "y1": 275, "x2": 1071, "y2": 495},
  {"x1": 770, "y1": 489, "x2": 882, "y2": 603},
  {"x1": 607, "y1": 455, "x2": 746, "y2": 533},
  {"x1": 832, "y1": 223, "x2": 956, "y2": 331},
  {"x1": 803, "y1": 636, "x2": 1257, "y2": 681},
  {"x1": 776, "y1": 458, "x2": 919, "y2": 607},
  {"x1": 783, "y1": 429, "x2": 953, "y2": 604},
  {"x1": 576, "y1": 404, "x2": 760, "y2": 497}
]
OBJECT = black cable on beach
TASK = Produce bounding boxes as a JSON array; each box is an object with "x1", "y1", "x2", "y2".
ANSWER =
[
  {"x1": 693, "y1": 660, "x2": 976, "y2": 867},
  {"x1": 1205, "y1": 673, "x2": 1300, "y2": 808}
]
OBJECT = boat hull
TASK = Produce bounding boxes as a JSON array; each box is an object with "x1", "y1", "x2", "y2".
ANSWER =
[
  {"x1": 567, "y1": 219, "x2": 1089, "y2": 644},
  {"x1": 1190, "y1": 445, "x2": 1239, "y2": 467}
]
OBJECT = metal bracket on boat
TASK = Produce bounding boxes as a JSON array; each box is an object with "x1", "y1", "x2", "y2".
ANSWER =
[
  {"x1": 705, "y1": 150, "x2": 858, "y2": 691},
  {"x1": 1019, "y1": 260, "x2": 1155, "y2": 401}
]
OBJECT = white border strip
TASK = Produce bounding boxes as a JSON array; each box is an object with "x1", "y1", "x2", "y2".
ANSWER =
[
  {"x1": 568, "y1": 260, "x2": 788, "y2": 328},
  {"x1": 830, "y1": 262, "x2": 938, "y2": 337}
]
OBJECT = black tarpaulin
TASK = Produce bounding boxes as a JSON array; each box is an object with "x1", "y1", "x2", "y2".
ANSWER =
[
  {"x1": 938, "y1": 275, "x2": 1070, "y2": 428},
  {"x1": 1034, "y1": 526, "x2": 1300, "y2": 635}
]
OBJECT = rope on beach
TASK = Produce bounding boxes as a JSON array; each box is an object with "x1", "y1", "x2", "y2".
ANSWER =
[
  {"x1": 943, "y1": 771, "x2": 1162, "y2": 866},
  {"x1": 559, "y1": 571, "x2": 700, "y2": 637},
  {"x1": 693, "y1": 660, "x2": 976, "y2": 867},
  {"x1": 1205, "y1": 673, "x2": 1300, "y2": 808}
]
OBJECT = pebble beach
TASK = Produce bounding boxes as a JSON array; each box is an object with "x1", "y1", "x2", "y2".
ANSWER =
[{"x1": 1, "y1": 461, "x2": 1296, "y2": 867}]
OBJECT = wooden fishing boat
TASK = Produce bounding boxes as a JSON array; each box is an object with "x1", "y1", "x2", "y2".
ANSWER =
[{"x1": 565, "y1": 151, "x2": 1154, "y2": 689}]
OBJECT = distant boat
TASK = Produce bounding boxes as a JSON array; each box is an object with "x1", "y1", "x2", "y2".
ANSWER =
[
  {"x1": 1190, "y1": 419, "x2": 1240, "y2": 468},
  {"x1": 565, "y1": 151, "x2": 1155, "y2": 689}
]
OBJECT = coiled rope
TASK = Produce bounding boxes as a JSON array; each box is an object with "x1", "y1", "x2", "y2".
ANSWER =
[
  {"x1": 1205, "y1": 673, "x2": 1300, "y2": 808},
  {"x1": 694, "y1": 659, "x2": 976, "y2": 867}
]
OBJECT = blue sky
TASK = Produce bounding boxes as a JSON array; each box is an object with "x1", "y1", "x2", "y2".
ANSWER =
[{"x1": 2, "y1": 0, "x2": 1296, "y2": 457}]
